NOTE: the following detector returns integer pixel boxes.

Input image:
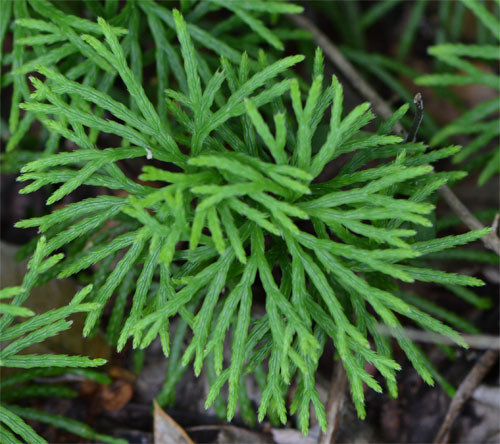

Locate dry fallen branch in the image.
[434,349,499,443]
[318,361,348,444]
[438,187,500,255]
[375,325,500,350]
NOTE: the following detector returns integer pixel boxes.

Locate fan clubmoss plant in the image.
[2,1,494,436]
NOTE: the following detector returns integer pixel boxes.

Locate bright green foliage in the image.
[416,0,500,185]
[3,0,493,436]
[0,238,123,444]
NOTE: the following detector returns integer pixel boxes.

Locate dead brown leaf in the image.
[101,380,134,412]
[154,400,194,444]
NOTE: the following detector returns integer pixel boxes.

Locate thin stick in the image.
[318,361,348,444]
[433,349,499,443]
[289,12,500,257]
[375,325,500,350]
[438,187,500,255]
[186,425,240,432]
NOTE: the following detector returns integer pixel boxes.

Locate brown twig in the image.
[288,12,500,256]
[186,425,242,432]
[433,350,499,443]
[318,361,348,444]
[438,187,500,255]
[375,325,500,350]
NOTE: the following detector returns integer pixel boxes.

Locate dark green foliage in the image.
[0,238,123,444]
[326,0,499,185]
[416,0,500,185]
